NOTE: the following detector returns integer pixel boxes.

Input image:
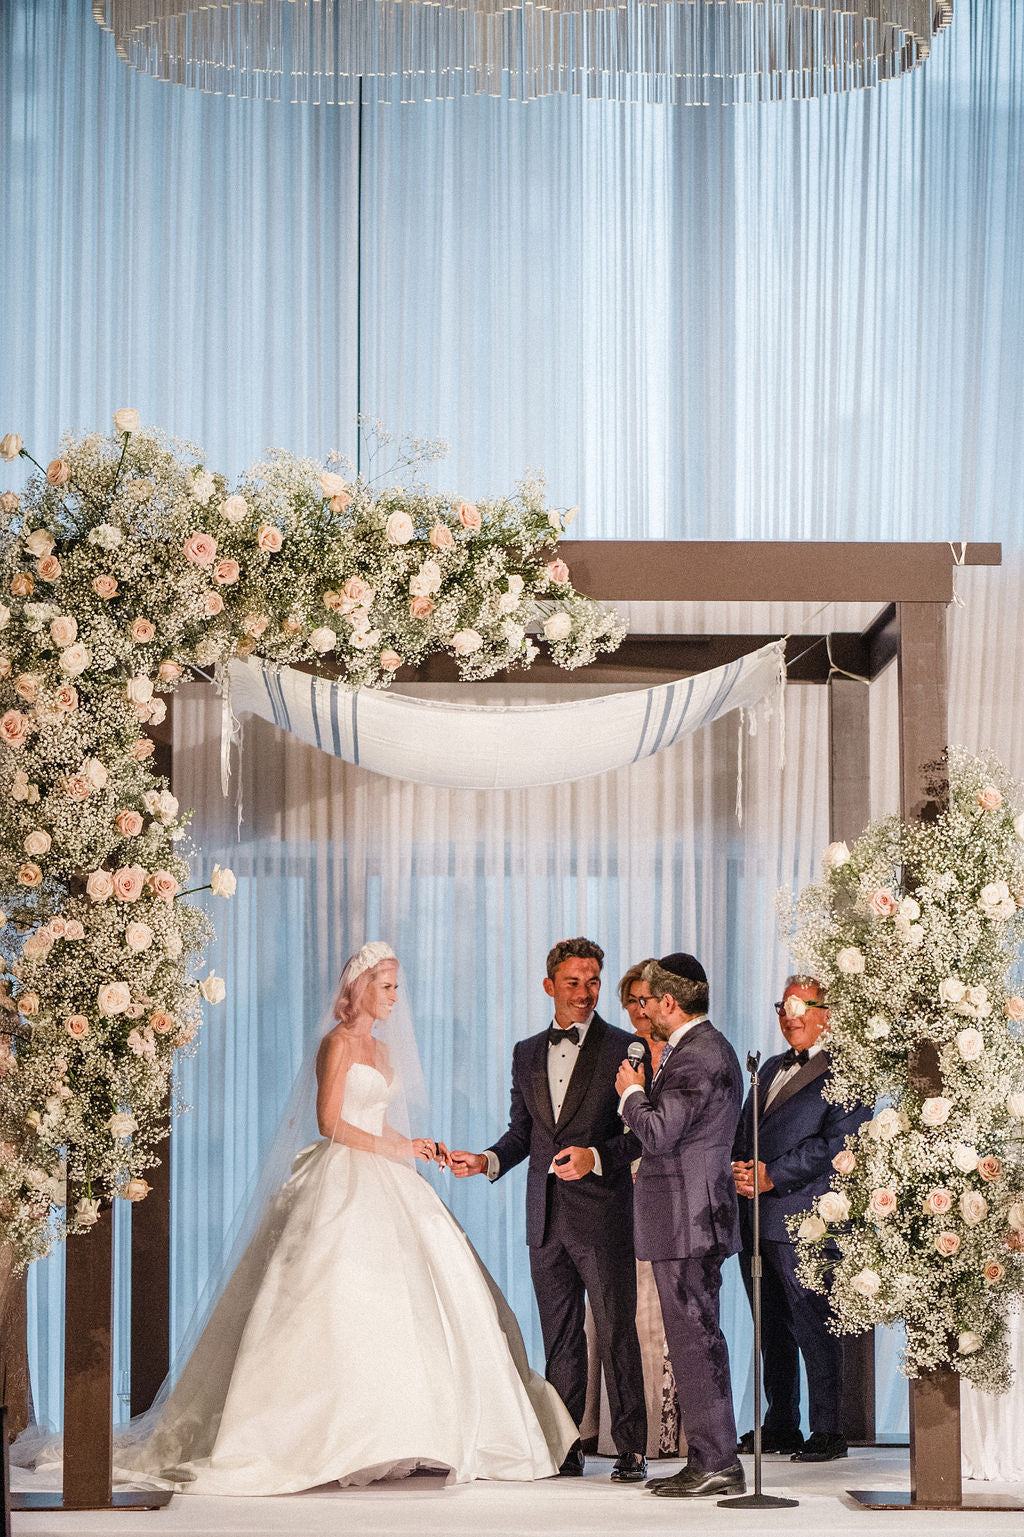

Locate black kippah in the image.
[657,952,708,986]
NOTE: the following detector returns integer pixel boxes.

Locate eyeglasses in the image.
[625,996,654,1010]
[774,1001,826,1015]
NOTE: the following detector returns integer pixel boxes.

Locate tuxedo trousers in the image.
[529,1178,646,1454]
[652,1253,738,1472]
[739,1239,843,1437]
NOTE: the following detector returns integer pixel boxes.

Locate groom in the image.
[451,938,648,1482]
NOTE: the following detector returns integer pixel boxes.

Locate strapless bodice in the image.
[341,1062,396,1136]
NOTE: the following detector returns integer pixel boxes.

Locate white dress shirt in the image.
[617,1012,709,1116]
[486,1014,602,1179]
[762,1037,823,1110]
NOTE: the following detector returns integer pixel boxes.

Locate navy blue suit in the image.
[621,1019,743,1473]
[732,1049,872,1437]
[487,1015,647,1452]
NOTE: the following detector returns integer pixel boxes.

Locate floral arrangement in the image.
[782,750,1024,1391]
[0,414,625,1267]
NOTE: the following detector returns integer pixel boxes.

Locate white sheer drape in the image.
[5,0,1023,1448]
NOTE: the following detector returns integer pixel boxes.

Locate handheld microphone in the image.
[626,1040,646,1073]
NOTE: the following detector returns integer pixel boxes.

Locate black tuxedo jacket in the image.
[487,1014,642,1248]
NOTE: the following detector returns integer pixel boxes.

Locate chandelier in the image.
[92,0,953,105]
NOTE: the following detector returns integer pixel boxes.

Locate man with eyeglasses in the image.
[731,975,872,1464]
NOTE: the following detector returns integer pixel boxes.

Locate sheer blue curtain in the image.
[4,0,1024,1443]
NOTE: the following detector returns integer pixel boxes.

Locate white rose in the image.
[1006,1093,1024,1120]
[868,1107,903,1142]
[84,757,108,790]
[107,1111,138,1139]
[959,1191,988,1226]
[318,471,348,496]
[385,511,415,545]
[866,1014,890,1039]
[98,981,131,1017]
[939,977,966,1005]
[23,830,51,857]
[796,1214,827,1241]
[1007,1202,1024,1233]
[192,470,216,505]
[349,628,381,652]
[126,675,154,704]
[952,1143,979,1173]
[898,896,921,921]
[920,1096,953,1127]
[507,575,525,596]
[22,931,53,961]
[0,603,9,630]
[408,559,442,597]
[199,972,226,1004]
[24,528,55,558]
[452,629,483,657]
[836,947,865,975]
[955,1027,985,1061]
[75,1196,101,1228]
[823,840,851,869]
[817,1191,851,1223]
[850,1267,882,1299]
[957,1332,983,1355]
[210,865,237,898]
[309,627,337,654]
[497,592,520,615]
[904,923,925,949]
[113,407,141,433]
[543,612,573,643]
[87,522,123,550]
[979,881,1016,921]
[547,510,562,531]
[59,642,90,676]
[562,506,578,527]
[125,921,154,953]
[1015,812,1024,841]
[220,494,248,523]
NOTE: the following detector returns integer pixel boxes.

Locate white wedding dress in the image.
[110,1062,575,1494]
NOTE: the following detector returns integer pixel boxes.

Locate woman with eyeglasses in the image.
[582,960,686,1461]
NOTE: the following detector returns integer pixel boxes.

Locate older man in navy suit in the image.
[731,975,872,1464]
[451,938,648,1483]
[615,952,745,1499]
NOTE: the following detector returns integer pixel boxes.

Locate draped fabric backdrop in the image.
[3,0,1023,1443]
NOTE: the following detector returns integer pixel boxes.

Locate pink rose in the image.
[113,865,146,902]
[978,1155,1003,1182]
[10,572,33,597]
[429,523,455,551]
[456,502,481,532]
[544,559,570,585]
[65,1015,89,1038]
[923,1188,953,1215]
[380,650,402,671]
[322,590,345,613]
[18,992,40,1016]
[92,574,119,599]
[342,576,373,607]
[832,1149,856,1175]
[131,618,156,643]
[212,559,240,586]
[0,491,19,513]
[148,870,180,902]
[983,1260,1006,1284]
[124,1179,151,1203]
[257,524,283,553]
[329,493,351,513]
[48,916,66,937]
[409,596,435,620]
[183,531,218,566]
[116,809,144,837]
[869,1187,897,1217]
[1006,996,1024,1021]
[281,615,302,635]
[242,615,269,638]
[86,869,115,902]
[50,614,78,647]
[23,830,51,857]
[97,981,131,1017]
[0,709,30,747]
[452,629,483,657]
[45,458,70,486]
[14,674,40,703]
[203,590,224,616]
[157,660,182,682]
[64,920,85,940]
[318,471,348,497]
[64,773,92,801]
[869,888,898,918]
[36,555,61,582]
[934,1231,961,1256]
[17,863,42,887]
[149,1011,175,1034]
[977,785,1002,810]
[132,739,155,761]
[55,683,78,712]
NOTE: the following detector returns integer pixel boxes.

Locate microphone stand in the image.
[719,1051,798,1511]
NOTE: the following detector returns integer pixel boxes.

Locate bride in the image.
[108,942,576,1493]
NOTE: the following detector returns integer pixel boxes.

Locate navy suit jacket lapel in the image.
[763,1051,829,1119]
[530,1031,556,1135]
[555,1015,607,1132]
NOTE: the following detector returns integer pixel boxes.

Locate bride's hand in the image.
[433,1140,452,1169]
[411,1138,436,1162]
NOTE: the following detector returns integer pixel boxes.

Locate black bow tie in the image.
[548,1025,580,1046]
[781,1047,809,1069]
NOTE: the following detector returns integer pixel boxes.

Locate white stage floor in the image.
[10,1451,1024,1537]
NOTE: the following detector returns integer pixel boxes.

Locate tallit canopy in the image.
[228,641,784,791]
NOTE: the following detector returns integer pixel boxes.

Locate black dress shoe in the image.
[737,1427,804,1455]
[791,1431,848,1462]
[558,1442,585,1476]
[610,1451,647,1483]
[650,1461,746,1498]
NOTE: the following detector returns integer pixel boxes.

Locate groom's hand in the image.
[450,1150,489,1178]
[552,1146,595,1181]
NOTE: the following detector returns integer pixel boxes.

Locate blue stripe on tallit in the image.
[351,691,360,766]
[310,676,323,751]
[631,687,656,763]
[647,683,677,758]
[661,675,696,748]
[329,679,342,757]
[697,657,741,729]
